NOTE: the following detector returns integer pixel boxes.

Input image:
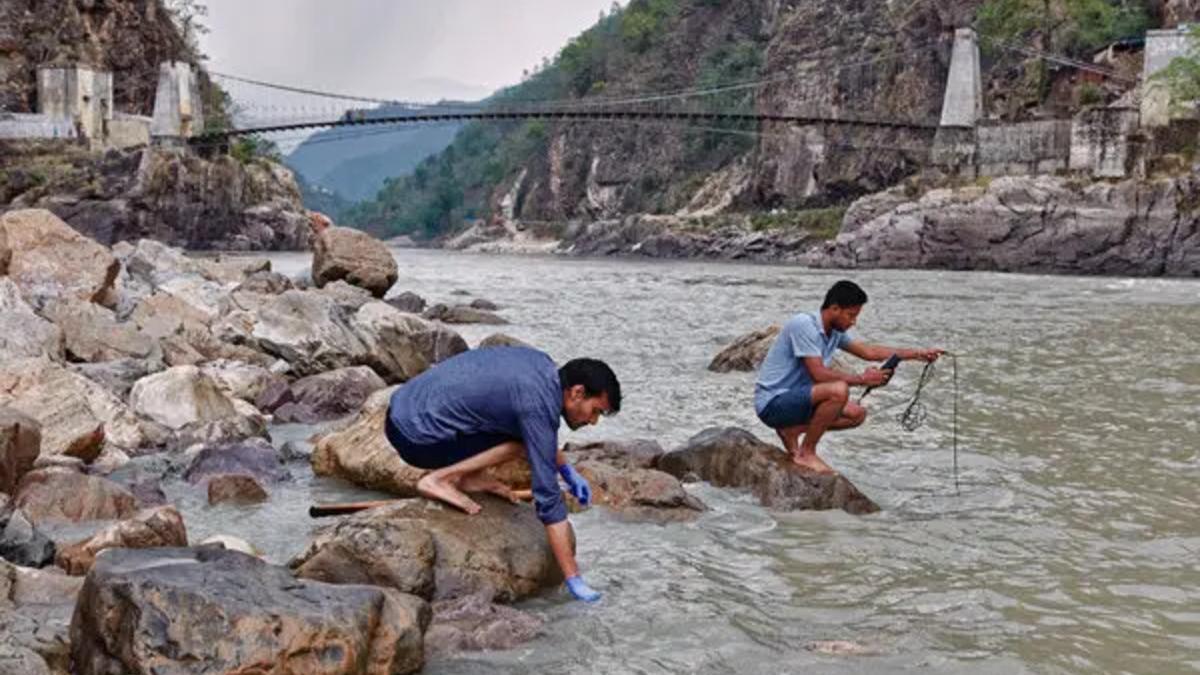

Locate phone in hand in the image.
[881,353,901,371]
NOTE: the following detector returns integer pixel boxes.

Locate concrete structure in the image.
[1141,27,1194,128]
[109,113,153,149]
[36,65,113,142]
[151,61,203,142]
[977,120,1072,177]
[939,28,982,128]
[0,112,76,139]
[1069,108,1139,177]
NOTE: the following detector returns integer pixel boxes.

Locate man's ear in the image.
[567,384,586,401]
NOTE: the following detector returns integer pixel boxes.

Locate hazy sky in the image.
[200,1,624,102]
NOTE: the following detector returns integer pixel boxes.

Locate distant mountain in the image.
[285,78,492,207]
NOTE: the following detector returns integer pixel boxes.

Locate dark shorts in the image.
[757,385,814,429]
[384,406,515,470]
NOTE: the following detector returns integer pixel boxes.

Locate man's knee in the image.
[847,404,867,426]
[831,381,849,403]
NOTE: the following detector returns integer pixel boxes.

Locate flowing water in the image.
[182,249,1199,674]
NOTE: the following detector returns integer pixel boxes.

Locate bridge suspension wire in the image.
[977,35,1140,83]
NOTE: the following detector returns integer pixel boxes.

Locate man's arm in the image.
[844,341,944,363]
[802,355,884,386]
[519,413,584,581]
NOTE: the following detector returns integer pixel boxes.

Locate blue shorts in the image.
[757,386,814,429]
[384,407,515,470]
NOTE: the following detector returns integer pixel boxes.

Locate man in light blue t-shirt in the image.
[755,280,943,474]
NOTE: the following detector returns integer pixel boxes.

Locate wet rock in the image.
[206,474,268,505]
[0,510,56,568]
[0,409,39,495]
[563,439,704,520]
[312,225,399,298]
[423,303,508,325]
[272,366,387,423]
[658,428,880,514]
[352,301,470,383]
[310,390,426,496]
[386,290,427,314]
[278,439,313,462]
[55,505,187,576]
[0,278,63,363]
[0,558,84,675]
[69,547,430,675]
[424,591,543,657]
[291,496,563,603]
[0,209,118,311]
[477,333,531,349]
[0,358,148,460]
[254,377,293,413]
[708,325,781,373]
[68,358,162,400]
[468,298,499,311]
[197,534,262,558]
[9,469,138,526]
[182,437,290,485]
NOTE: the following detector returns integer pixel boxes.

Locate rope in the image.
[873,353,962,493]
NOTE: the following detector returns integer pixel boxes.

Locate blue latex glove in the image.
[565,575,601,603]
[558,464,591,506]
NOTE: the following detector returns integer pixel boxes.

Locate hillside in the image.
[343,0,1191,242]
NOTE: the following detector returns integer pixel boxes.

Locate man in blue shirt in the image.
[385,346,620,603]
[755,280,943,474]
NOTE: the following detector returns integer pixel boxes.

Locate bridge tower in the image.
[933,28,982,174]
[36,65,113,145]
[151,61,204,144]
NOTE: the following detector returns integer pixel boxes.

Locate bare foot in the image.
[417,474,482,514]
[459,471,518,503]
[791,451,835,475]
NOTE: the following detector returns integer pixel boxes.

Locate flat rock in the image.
[69,547,430,675]
[657,427,879,514]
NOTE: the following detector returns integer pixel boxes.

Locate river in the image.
[174,249,1200,674]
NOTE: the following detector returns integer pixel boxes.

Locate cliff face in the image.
[0,0,193,115]
[1,141,311,250]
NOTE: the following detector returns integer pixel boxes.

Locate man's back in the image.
[389,346,561,444]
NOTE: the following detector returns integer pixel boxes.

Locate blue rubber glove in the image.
[565,575,601,603]
[558,464,591,506]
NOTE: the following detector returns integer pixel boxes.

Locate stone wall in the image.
[976,120,1072,176]
[0,113,76,140]
[1069,108,1140,178]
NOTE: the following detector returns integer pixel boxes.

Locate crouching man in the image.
[385,346,620,603]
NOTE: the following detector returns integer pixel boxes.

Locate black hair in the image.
[821,280,868,309]
[559,358,621,414]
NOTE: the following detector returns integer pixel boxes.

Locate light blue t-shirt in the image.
[754,312,853,414]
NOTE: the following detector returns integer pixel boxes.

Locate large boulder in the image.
[658,428,879,514]
[0,209,118,310]
[69,547,430,675]
[0,558,85,675]
[55,506,188,576]
[128,366,241,430]
[273,366,387,423]
[9,469,139,526]
[708,325,781,373]
[351,302,469,383]
[291,496,563,603]
[0,409,39,495]
[0,358,149,460]
[310,388,426,495]
[0,279,63,363]
[312,225,399,298]
[250,289,371,376]
[41,298,159,364]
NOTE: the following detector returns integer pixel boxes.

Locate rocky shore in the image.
[0,208,879,673]
[444,174,1200,277]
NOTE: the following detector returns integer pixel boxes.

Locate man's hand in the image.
[565,575,601,603]
[861,367,890,387]
[559,464,592,506]
[913,348,945,363]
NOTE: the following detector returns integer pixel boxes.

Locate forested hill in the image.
[343,0,1185,241]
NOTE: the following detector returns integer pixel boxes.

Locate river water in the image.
[180,249,1199,674]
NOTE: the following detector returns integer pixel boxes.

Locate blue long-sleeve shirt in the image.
[387,346,567,525]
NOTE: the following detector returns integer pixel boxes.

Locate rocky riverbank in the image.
[443,174,1200,277]
[0,208,880,673]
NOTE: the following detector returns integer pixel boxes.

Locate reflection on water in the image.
[191,250,1198,674]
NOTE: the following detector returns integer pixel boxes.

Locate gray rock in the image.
[0,510,55,568]
[658,427,879,514]
[182,437,290,485]
[68,358,161,400]
[69,547,429,675]
[272,366,387,424]
[0,279,63,363]
[708,325,781,373]
[424,591,543,657]
[312,226,399,298]
[0,409,39,495]
[477,333,531,349]
[423,303,508,325]
[386,291,427,314]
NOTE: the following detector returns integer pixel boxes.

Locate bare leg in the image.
[459,470,518,503]
[416,441,525,514]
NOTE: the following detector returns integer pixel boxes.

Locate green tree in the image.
[1151,26,1200,113]
[976,0,1149,56]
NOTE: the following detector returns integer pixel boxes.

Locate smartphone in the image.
[881,354,901,370]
